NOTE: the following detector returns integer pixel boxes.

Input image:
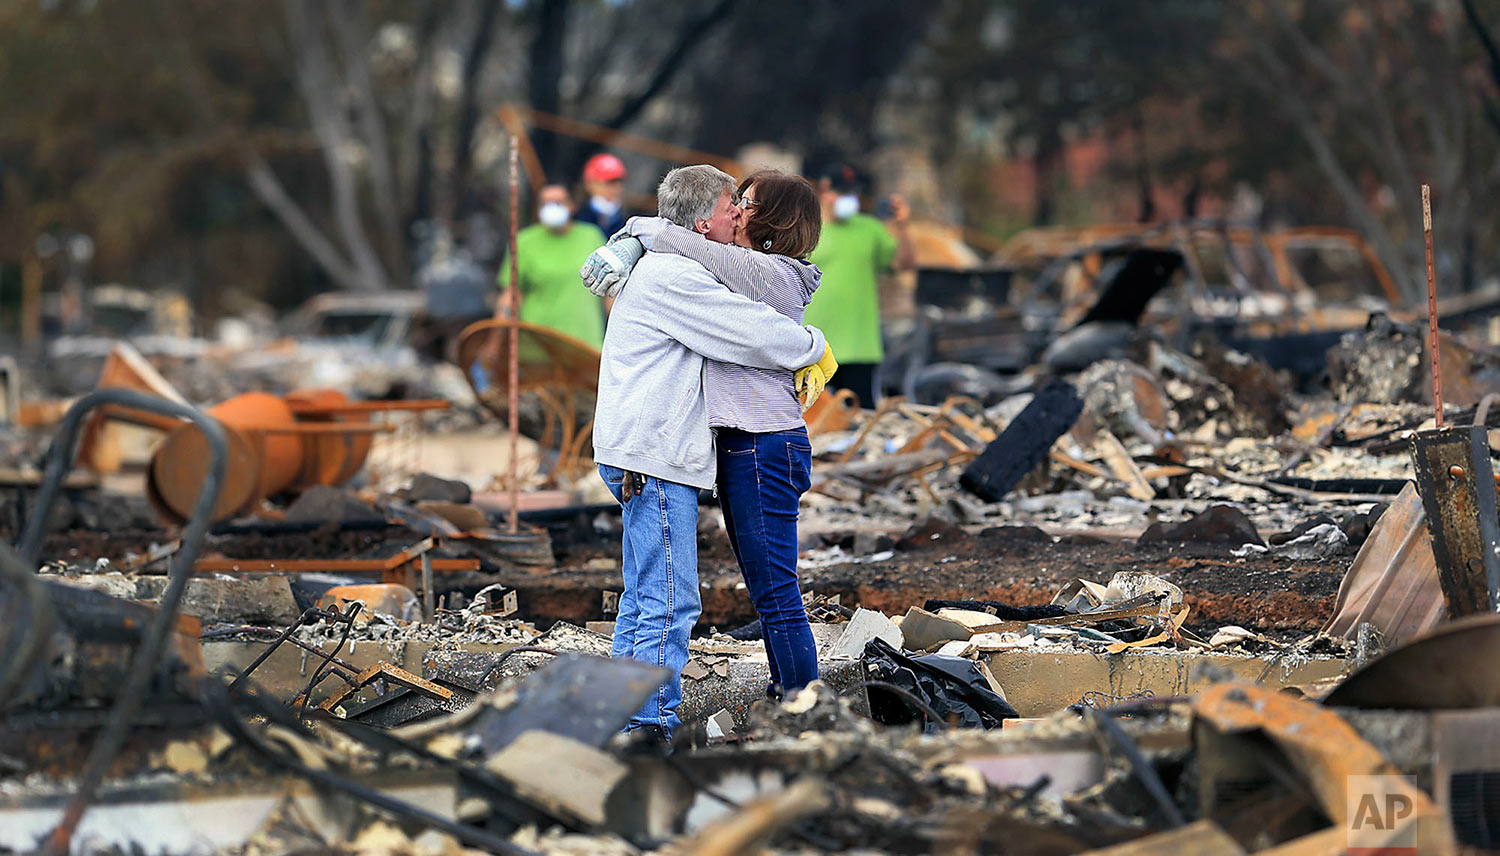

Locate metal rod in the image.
[507,135,521,534]
[285,400,452,414]
[1424,184,1444,428]
[193,558,478,573]
[1087,707,1186,828]
[227,608,325,694]
[421,551,435,622]
[38,390,229,855]
[294,603,362,720]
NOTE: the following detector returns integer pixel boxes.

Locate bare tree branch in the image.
[245,154,362,290]
[401,0,447,228]
[528,0,570,174]
[450,0,504,217]
[1462,0,1500,92]
[330,0,403,260]
[595,0,735,136]
[1243,33,1418,298]
[148,0,365,291]
[285,0,389,290]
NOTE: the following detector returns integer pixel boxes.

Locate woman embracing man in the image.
[583,167,835,742]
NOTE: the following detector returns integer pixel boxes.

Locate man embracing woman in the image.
[583,165,836,744]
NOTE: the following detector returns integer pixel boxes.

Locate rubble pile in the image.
[8,285,1500,852]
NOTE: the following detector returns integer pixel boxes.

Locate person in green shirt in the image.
[498,184,608,349]
[804,164,915,407]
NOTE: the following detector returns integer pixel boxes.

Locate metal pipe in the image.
[0,543,55,707]
[507,135,521,533]
[30,388,228,856]
[843,679,948,731]
[227,608,343,694]
[294,603,362,719]
[1086,707,1186,828]
[421,551,435,621]
[1423,184,1444,428]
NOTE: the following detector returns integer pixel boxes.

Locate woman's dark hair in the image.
[736,170,822,259]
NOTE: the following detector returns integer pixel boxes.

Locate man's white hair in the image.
[656,165,736,229]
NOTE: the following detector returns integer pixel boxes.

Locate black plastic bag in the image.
[861,637,1018,732]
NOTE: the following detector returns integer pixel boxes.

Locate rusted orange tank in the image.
[147,392,304,523]
[285,388,375,486]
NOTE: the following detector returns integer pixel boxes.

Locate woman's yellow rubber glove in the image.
[794,344,839,412]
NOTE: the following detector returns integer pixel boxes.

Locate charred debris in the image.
[5,223,1500,853]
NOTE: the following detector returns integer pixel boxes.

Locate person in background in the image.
[497,184,607,348]
[804,163,916,407]
[575,153,628,236]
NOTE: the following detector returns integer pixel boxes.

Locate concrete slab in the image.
[986,647,1349,717]
[825,608,902,660]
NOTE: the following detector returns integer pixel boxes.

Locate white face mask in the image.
[538,202,571,229]
[833,194,860,221]
[590,195,621,217]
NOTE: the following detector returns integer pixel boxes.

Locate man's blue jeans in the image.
[716,427,819,692]
[598,464,701,736]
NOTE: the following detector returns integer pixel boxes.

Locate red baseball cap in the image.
[583,153,627,183]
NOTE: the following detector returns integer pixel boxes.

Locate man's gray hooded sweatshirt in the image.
[592,253,826,490]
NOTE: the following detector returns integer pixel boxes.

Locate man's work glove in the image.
[580,235,645,298]
[794,343,838,412]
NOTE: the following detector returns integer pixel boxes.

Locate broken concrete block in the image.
[1051,578,1113,608]
[936,639,976,658]
[283,485,386,525]
[486,730,627,826]
[50,573,137,600]
[681,659,711,681]
[405,473,473,505]
[1327,313,1424,405]
[1138,504,1264,548]
[936,608,1006,629]
[826,608,903,660]
[899,607,974,652]
[705,708,736,741]
[136,575,301,625]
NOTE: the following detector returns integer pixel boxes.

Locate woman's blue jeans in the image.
[716,427,819,692]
